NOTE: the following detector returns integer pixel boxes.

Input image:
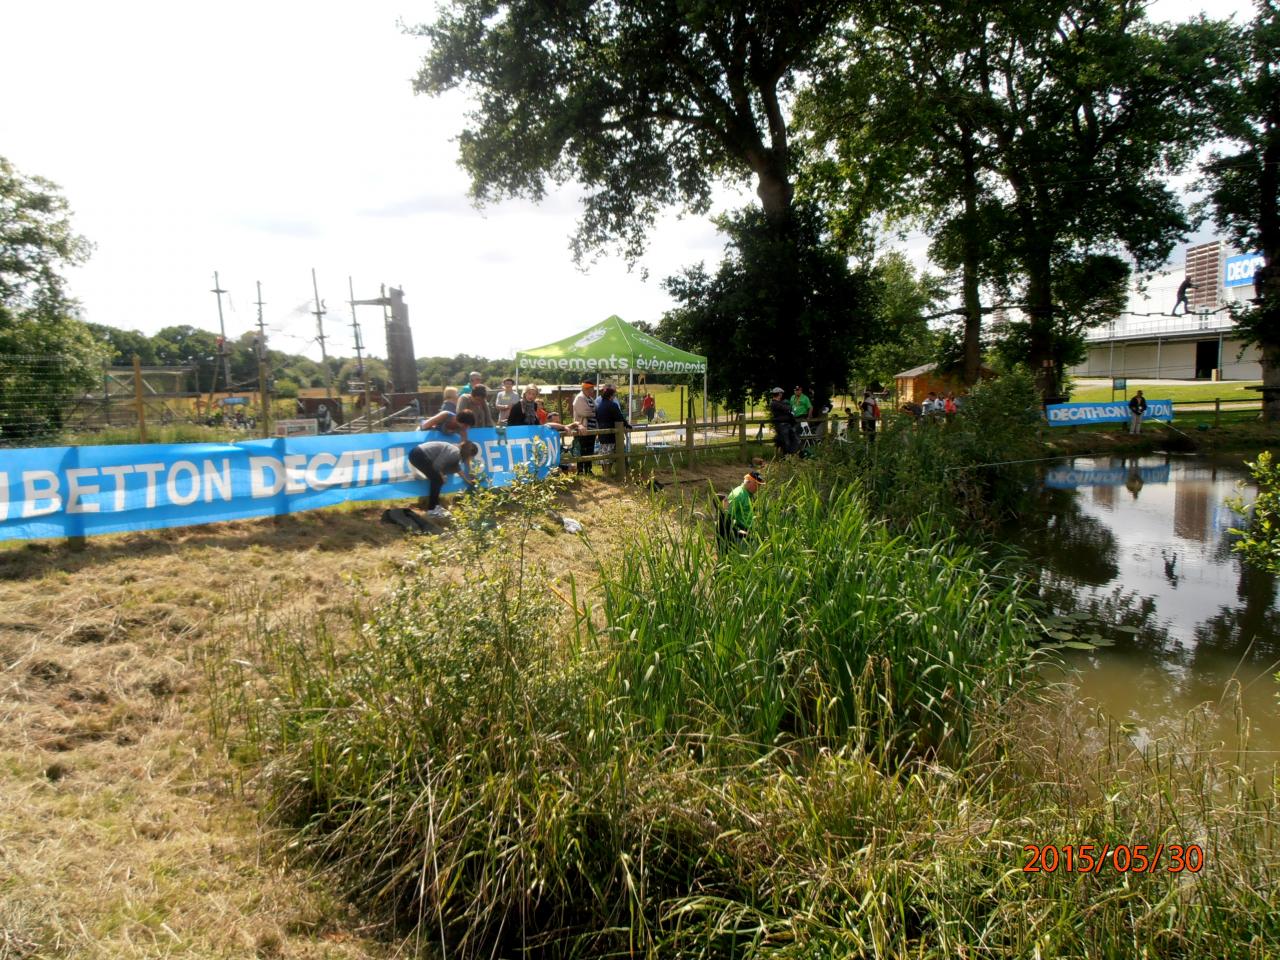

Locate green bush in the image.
[826,369,1043,529]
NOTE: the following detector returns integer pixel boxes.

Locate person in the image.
[495,377,518,424]
[922,392,941,419]
[316,403,333,433]
[642,390,656,423]
[1128,390,1148,434]
[438,386,459,416]
[769,387,799,456]
[1172,278,1196,315]
[719,470,765,547]
[943,392,958,419]
[506,385,542,426]
[571,380,598,473]
[407,439,478,518]
[459,371,484,396]
[790,385,813,429]
[594,383,630,466]
[534,399,549,424]
[545,411,580,433]
[859,390,879,441]
[419,407,476,442]
[457,383,494,427]
[421,388,459,430]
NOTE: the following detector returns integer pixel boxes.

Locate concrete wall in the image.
[1070,337,1260,380]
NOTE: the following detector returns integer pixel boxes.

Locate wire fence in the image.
[0,355,83,446]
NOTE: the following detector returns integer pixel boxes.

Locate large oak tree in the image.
[413,0,851,257]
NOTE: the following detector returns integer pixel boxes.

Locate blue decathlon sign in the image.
[1044,400,1174,426]
[1224,252,1265,288]
[1044,464,1172,488]
[0,426,561,542]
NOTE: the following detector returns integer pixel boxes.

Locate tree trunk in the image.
[1257,116,1279,421]
[1261,342,1280,423]
[960,131,983,386]
[1024,247,1057,399]
[754,163,794,227]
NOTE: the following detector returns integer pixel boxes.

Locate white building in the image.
[1069,241,1265,381]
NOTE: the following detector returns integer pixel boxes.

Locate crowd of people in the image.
[408,374,655,512]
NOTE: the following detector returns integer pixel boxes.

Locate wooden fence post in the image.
[685,397,695,459]
[615,421,627,480]
[1214,398,1221,429]
[132,355,147,443]
[738,410,747,459]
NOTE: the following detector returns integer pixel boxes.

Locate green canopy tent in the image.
[516,316,708,422]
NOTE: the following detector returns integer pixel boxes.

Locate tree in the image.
[1200,0,1279,419]
[414,0,852,259]
[86,323,157,367]
[658,205,874,408]
[796,2,1236,399]
[972,3,1234,398]
[0,155,103,439]
[850,252,945,390]
[795,3,1002,387]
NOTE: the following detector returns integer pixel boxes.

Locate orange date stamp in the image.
[1022,844,1205,874]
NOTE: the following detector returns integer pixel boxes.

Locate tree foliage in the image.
[850,252,946,390]
[0,155,104,439]
[658,205,874,408]
[414,0,852,259]
[795,2,1236,398]
[1199,0,1279,416]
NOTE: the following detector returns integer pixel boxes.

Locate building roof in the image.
[894,362,938,379]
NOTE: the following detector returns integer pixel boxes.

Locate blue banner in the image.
[0,427,561,542]
[1045,400,1174,426]
[1224,252,1265,288]
[1044,464,1172,488]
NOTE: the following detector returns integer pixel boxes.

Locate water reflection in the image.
[1013,454,1280,764]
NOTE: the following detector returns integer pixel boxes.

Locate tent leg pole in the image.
[702,371,708,449]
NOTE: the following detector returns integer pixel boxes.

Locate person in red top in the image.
[641,391,656,423]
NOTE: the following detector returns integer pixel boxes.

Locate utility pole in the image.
[348,276,373,432]
[211,271,232,399]
[311,268,336,404]
[255,281,272,437]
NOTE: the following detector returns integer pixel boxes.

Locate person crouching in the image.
[408,440,478,518]
[718,470,765,547]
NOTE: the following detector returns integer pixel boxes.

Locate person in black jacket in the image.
[506,385,542,426]
[768,386,798,456]
[594,384,630,469]
[1128,390,1148,434]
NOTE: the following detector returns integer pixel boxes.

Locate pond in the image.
[1012,454,1280,768]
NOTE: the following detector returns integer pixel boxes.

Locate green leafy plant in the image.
[1227,450,1280,574]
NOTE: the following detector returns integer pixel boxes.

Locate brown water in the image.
[1017,454,1280,768]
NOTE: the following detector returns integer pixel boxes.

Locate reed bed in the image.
[599,474,1034,765]
[208,471,1280,958]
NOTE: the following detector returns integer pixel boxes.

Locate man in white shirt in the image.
[495,377,518,424]
[571,380,598,474]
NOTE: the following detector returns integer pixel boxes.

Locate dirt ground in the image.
[0,461,751,959]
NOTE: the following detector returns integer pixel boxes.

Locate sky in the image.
[0,0,1254,363]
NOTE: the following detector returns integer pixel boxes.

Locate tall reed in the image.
[600,473,1036,764]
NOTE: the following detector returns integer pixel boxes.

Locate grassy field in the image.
[1069,379,1263,403]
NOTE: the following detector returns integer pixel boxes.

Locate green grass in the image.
[1070,379,1262,404]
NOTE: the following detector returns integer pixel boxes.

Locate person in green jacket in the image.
[790,385,812,420]
[718,470,765,547]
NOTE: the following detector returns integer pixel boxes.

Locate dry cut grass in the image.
[0,461,746,959]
